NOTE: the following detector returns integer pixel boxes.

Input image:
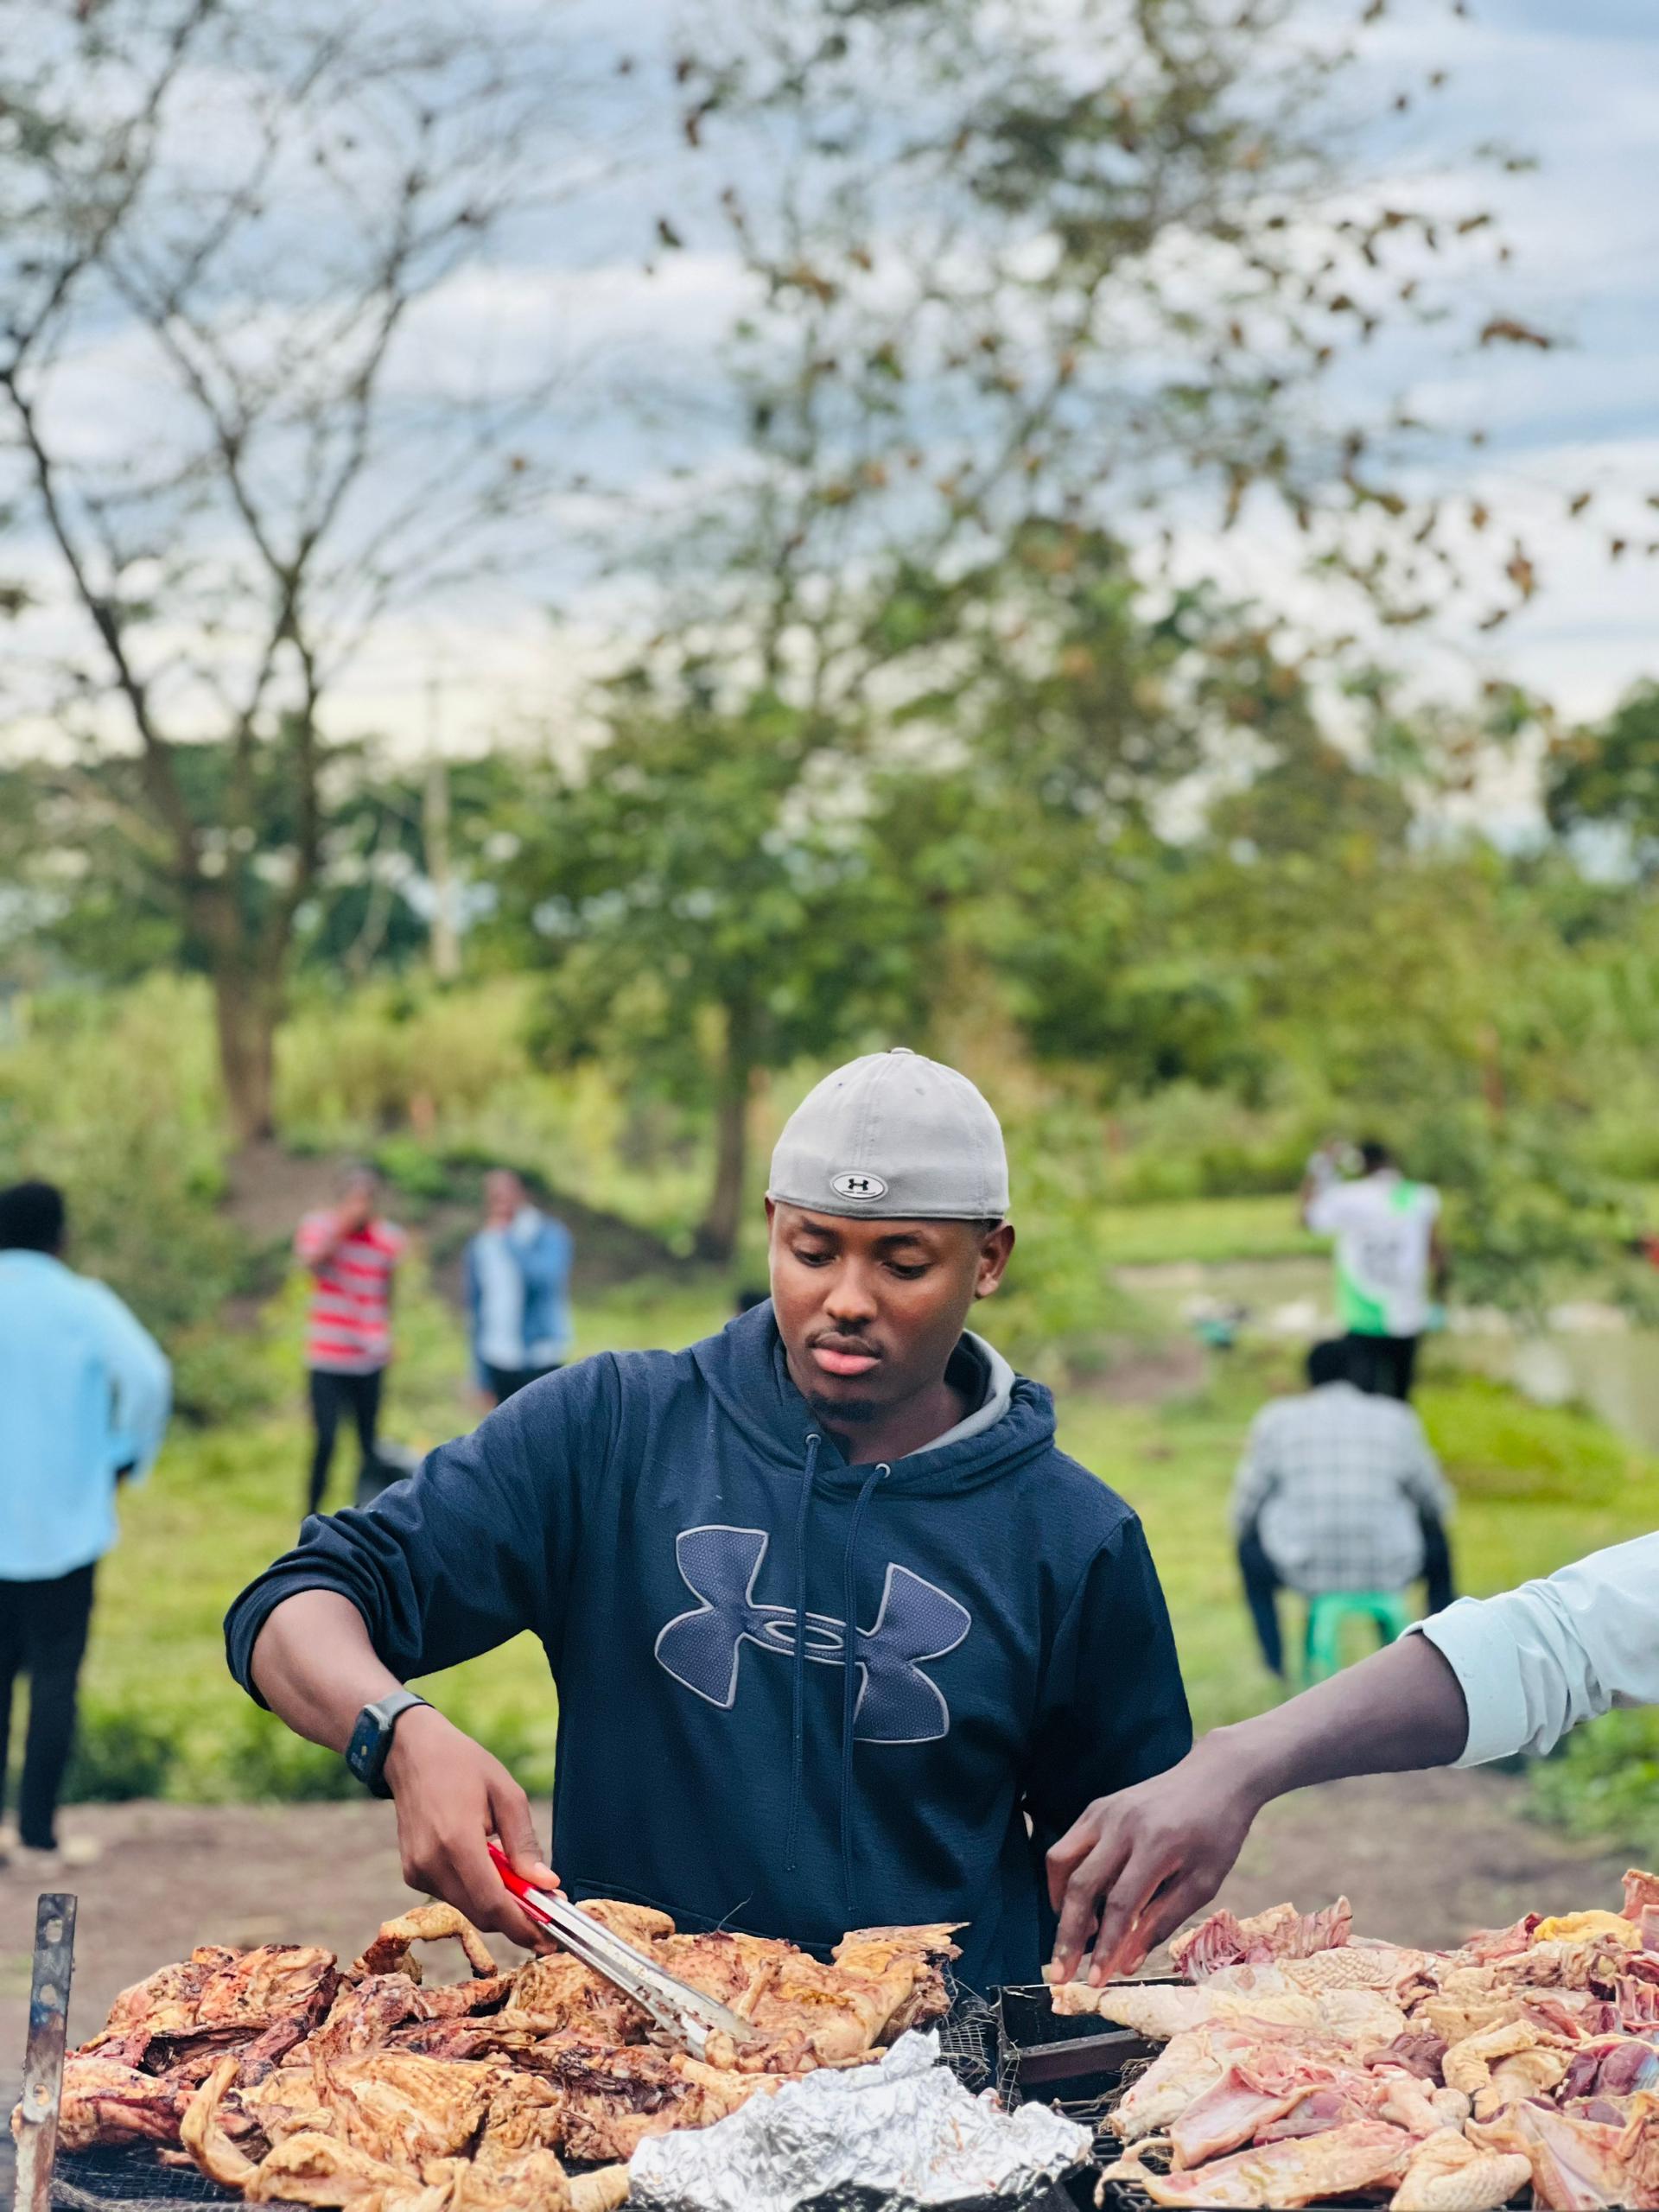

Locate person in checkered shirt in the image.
[1230,1337,1456,1678]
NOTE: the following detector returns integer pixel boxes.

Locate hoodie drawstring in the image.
[783,1431,822,1872]
[839,1462,890,1918]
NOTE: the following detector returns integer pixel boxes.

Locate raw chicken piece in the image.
[1173,1901,1352,1980]
[1102,2119,1414,2207]
[1477,2044,1572,2120]
[1534,1912,1643,1950]
[1275,1945,1437,2000]
[1376,2029,1452,2083]
[1498,2101,1632,2210]
[1453,1917,1541,1967]
[1624,1872,1659,1923]
[1442,2018,1569,2103]
[1210,1983,1408,2055]
[1056,1972,1405,2051]
[1112,2029,1243,2139]
[1052,1980,1217,2037]
[1169,2050,1386,2169]
[1389,2126,1532,2211]
[1373,2071,1471,2139]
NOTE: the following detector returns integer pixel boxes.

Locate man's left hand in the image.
[1046,1737,1265,1985]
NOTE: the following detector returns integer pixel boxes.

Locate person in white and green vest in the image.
[1299,1138,1447,1400]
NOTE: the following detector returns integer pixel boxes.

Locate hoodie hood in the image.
[690,1296,1055,1496]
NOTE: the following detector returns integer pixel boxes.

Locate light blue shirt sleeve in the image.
[88,1281,172,1483]
[1414,1531,1659,1764]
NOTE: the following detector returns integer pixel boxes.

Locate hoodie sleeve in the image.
[1024,1514,1192,1847]
[225,1353,617,1701]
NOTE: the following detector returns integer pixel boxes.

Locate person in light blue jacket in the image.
[462,1170,574,1407]
[0,1179,170,1863]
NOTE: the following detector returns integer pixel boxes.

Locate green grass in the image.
[41,1260,1659,1829]
[1095,1194,1318,1267]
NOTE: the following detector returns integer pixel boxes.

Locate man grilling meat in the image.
[225,1050,1191,1992]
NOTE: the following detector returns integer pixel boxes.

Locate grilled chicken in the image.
[35,1895,959,2209]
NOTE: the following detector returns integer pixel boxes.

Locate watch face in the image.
[346,1708,382,1785]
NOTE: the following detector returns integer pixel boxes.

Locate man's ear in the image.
[974,1221,1015,1299]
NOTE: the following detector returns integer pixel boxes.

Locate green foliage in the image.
[1530,1712,1659,1858]
[1415,1111,1637,1325]
[1546,683,1659,862]
[59,1700,178,1802]
[0,976,251,1363]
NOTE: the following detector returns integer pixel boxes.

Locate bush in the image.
[219,1708,363,1802]
[1530,1710,1659,1857]
[60,1700,177,1802]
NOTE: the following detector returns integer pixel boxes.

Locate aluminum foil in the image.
[626,2031,1091,2212]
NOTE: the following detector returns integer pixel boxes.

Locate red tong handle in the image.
[487,1840,558,1921]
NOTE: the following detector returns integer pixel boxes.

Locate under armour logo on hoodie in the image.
[654,1525,971,1743]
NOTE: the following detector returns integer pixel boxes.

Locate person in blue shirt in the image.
[462,1171,574,1407]
[0,1179,171,1865]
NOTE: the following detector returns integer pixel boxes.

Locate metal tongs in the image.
[487,1842,751,2060]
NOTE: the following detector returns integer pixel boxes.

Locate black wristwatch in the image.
[346,1689,431,1798]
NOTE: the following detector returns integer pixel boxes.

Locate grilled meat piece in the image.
[352,1908,499,1985]
[504,1950,650,2046]
[533,2041,773,2163]
[48,2057,198,2153]
[86,1946,338,2068]
[311,1975,514,2061]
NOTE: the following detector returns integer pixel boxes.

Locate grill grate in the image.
[53,2146,240,2212]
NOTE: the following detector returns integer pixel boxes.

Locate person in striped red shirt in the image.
[296,1166,406,1518]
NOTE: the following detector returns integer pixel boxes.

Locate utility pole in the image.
[423,667,461,983]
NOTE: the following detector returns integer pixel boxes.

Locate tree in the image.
[0,0,582,1135]
[499,672,942,1260]
[620,0,1571,711]
[1545,683,1659,874]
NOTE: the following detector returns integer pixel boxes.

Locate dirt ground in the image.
[0,1771,1639,2197]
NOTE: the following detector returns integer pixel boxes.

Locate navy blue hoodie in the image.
[225,1303,1190,1993]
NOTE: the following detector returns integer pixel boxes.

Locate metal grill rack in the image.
[53,2146,242,2212]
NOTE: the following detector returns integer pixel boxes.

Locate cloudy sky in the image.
[374,0,1659,742]
[3,0,1655,759]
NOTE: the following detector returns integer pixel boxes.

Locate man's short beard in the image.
[805,1389,881,1427]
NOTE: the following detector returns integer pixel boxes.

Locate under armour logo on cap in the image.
[830,1171,888,1200]
[654,1526,971,1743]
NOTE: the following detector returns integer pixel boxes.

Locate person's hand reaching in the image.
[384,1704,561,1952]
[1046,1737,1266,1986]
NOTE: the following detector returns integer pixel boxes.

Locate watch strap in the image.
[348,1688,430,1798]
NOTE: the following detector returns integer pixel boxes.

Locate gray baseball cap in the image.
[767,1049,1009,1221]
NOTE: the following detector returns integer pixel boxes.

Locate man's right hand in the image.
[1046,1733,1268,1985]
[383,1705,560,1953]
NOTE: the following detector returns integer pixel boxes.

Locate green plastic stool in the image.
[1303,1590,1413,1684]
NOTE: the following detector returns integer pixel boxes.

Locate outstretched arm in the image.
[251,1591,555,1950]
[1047,1631,1469,1984]
[1049,1528,1659,1984]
